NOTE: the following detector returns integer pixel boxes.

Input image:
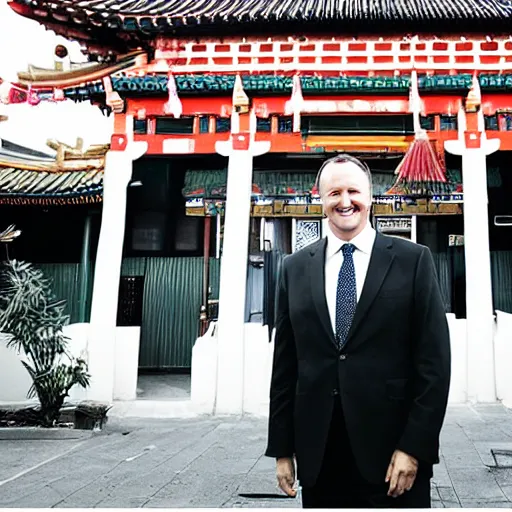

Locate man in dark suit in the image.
[265,154,451,508]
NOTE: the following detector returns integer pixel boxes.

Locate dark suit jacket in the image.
[265,232,451,487]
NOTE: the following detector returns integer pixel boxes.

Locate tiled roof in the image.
[9,0,512,38]
[0,142,104,206]
[0,167,103,205]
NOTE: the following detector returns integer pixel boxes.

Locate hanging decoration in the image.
[386,70,449,196]
[285,74,304,132]
[232,74,250,114]
[163,72,182,118]
[52,88,65,102]
[0,79,31,105]
[102,76,124,113]
[27,87,40,106]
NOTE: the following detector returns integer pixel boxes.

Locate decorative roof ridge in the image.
[0,139,108,173]
[17,50,146,88]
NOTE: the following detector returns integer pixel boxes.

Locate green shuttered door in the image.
[121,257,220,369]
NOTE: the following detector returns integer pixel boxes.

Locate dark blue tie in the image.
[335,243,357,349]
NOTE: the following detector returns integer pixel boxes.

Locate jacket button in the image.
[331,389,339,396]
[339,354,346,360]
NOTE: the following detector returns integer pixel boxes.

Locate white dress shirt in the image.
[324,222,377,336]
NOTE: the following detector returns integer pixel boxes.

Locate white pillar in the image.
[445,105,499,403]
[214,110,270,414]
[86,122,147,403]
[411,215,417,243]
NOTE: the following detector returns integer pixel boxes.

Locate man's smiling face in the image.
[319,160,372,241]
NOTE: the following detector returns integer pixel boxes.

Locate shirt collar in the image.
[325,221,376,259]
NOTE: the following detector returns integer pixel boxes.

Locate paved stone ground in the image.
[1,404,512,508]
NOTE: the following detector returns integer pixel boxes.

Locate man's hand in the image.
[276,457,297,497]
[385,450,418,498]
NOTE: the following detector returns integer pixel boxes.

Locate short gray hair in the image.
[315,154,373,198]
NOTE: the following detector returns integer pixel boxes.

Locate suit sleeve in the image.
[265,257,298,459]
[396,246,451,465]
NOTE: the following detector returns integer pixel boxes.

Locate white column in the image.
[322,217,329,238]
[411,215,417,243]
[460,149,496,402]
[86,124,147,403]
[445,108,499,403]
[214,111,270,414]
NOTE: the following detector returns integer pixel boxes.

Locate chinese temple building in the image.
[4,0,512,412]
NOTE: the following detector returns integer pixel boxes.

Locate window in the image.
[155,117,194,134]
[216,118,231,133]
[300,115,414,135]
[131,211,167,252]
[174,216,202,252]
[440,115,458,131]
[485,115,499,131]
[256,118,271,133]
[278,116,293,133]
[199,116,209,134]
[117,276,144,327]
[420,115,435,131]
[503,114,512,131]
[134,119,147,134]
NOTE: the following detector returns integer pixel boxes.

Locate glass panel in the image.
[278,116,293,133]
[155,117,194,134]
[440,115,458,131]
[134,119,147,134]
[199,116,209,134]
[257,117,271,133]
[420,115,435,131]
[215,117,231,133]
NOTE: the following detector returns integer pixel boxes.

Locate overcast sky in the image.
[0,0,113,153]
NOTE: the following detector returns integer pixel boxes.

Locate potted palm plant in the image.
[0,226,91,427]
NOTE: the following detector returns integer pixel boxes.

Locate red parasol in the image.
[386,132,451,196]
[386,70,451,196]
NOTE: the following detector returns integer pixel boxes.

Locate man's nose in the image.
[338,192,351,208]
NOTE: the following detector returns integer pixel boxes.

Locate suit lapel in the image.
[309,238,337,348]
[346,233,394,346]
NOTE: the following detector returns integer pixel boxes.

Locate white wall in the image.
[494,310,512,406]
[190,314,505,415]
[0,335,35,404]
[2,313,510,410]
[190,321,274,416]
[0,323,140,404]
[447,314,467,404]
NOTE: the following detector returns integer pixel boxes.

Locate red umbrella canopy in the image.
[386,133,450,196]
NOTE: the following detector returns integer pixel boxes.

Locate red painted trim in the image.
[111,134,128,151]
[465,131,482,149]
[133,130,512,154]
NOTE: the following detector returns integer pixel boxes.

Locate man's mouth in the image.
[335,207,358,217]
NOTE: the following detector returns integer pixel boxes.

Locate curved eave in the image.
[8,0,512,40]
[0,193,103,206]
[0,166,104,205]
[17,51,147,89]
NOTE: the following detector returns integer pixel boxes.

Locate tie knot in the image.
[341,243,356,256]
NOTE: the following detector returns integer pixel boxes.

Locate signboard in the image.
[449,234,465,246]
[376,217,412,233]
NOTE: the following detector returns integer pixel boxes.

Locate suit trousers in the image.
[300,397,431,509]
